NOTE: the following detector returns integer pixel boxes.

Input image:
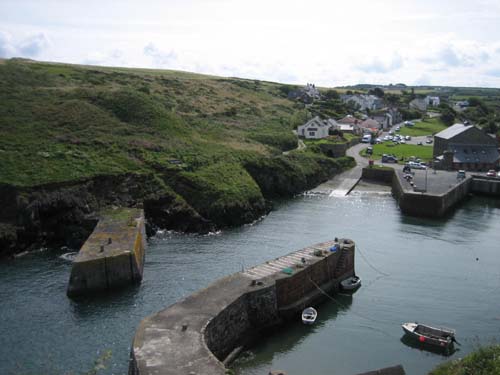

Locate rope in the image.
[356,243,390,277]
[308,277,391,326]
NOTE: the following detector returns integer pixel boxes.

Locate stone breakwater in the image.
[67,208,146,297]
[129,239,356,375]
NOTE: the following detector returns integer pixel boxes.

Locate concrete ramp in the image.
[67,208,146,297]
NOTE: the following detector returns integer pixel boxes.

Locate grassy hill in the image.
[0,58,309,186]
[0,58,354,254]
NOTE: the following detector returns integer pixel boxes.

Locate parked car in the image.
[405,135,411,141]
[382,154,398,163]
[400,139,406,144]
[407,161,427,170]
[457,170,466,179]
[426,139,433,144]
[486,169,496,177]
[417,141,423,146]
[396,126,401,131]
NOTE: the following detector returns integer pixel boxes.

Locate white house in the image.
[297,116,331,139]
[425,96,440,106]
[340,94,383,111]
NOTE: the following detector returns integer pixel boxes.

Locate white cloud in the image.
[18,33,49,57]
[1,1,500,87]
[0,30,50,58]
[143,43,178,68]
[356,54,404,74]
[0,31,16,57]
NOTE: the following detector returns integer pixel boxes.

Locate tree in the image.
[441,108,456,126]
[385,93,400,106]
[368,87,385,98]
[324,89,339,100]
[485,120,498,134]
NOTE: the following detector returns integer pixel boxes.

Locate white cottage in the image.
[297,116,331,139]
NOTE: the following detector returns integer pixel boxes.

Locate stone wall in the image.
[67,208,146,297]
[130,240,356,375]
[362,167,395,184]
[471,176,500,196]
[392,173,472,217]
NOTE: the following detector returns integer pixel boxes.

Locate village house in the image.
[433,123,500,171]
[340,94,383,111]
[425,96,440,106]
[359,118,381,134]
[337,115,362,134]
[288,83,321,103]
[409,98,428,112]
[372,108,402,130]
[297,116,331,139]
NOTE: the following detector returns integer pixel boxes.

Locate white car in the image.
[407,161,427,170]
[405,135,411,141]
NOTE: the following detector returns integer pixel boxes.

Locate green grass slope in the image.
[0,59,354,246]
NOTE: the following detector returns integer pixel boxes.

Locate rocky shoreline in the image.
[0,156,355,257]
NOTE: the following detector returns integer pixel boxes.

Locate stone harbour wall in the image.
[129,240,355,375]
[67,208,146,297]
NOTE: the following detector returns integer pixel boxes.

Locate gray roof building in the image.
[434,123,499,171]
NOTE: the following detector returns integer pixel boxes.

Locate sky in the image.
[1,0,500,87]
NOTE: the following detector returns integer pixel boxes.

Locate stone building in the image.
[433,123,499,171]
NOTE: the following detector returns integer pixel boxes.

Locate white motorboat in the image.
[301,307,317,324]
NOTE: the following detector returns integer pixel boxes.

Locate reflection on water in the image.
[0,193,499,375]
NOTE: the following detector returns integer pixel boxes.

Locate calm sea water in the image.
[1,191,500,375]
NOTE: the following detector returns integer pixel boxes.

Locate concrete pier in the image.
[67,208,146,297]
[362,167,500,217]
[129,239,355,375]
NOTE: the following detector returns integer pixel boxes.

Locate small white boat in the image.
[402,322,456,349]
[340,276,361,291]
[302,307,317,324]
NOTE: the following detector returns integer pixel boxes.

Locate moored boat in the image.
[340,275,361,291]
[401,322,455,349]
[302,307,317,324]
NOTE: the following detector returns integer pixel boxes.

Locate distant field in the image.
[364,143,434,162]
[398,117,447,136]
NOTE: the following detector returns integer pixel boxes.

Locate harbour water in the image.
[1,188,500,375]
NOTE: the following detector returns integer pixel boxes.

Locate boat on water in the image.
[302,307,317,324]
[340,276,361,291]
[402,322,456,349]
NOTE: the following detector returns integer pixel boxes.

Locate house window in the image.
[309,132,316,137]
